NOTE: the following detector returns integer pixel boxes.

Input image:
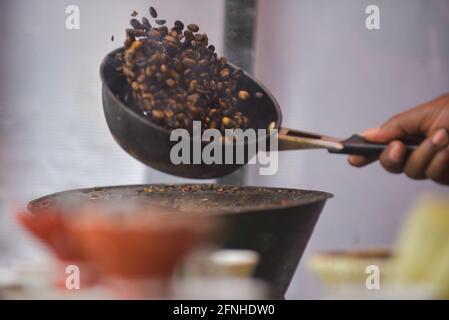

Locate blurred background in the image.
[0,0,449,299]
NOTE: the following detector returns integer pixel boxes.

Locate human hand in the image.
[348,94,449,185]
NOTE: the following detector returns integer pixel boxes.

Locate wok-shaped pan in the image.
[100,48,417,179]
[28,184,332,299]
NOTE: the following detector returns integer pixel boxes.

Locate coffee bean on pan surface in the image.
[220,68,230,79]
[149,6,158,18]
[255,92,264,99]
[131,10,138,17]
[238,90,250,101]
[155,19,166,25]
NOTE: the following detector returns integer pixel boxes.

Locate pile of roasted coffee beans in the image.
[113,6,263,134]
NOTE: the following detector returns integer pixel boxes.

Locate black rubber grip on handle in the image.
[330,134,418,157]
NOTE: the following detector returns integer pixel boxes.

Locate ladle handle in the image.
[330,134,419,157]
[276,128,343,151]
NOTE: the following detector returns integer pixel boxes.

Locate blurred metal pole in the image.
[218,0,257,186]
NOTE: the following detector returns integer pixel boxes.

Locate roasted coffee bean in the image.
[137,73,146,83]
[238,90,250,101]
[131,81,139,91]
[165,78,176,87]
[149,6,158,18]
[141,99,153,110]
[164,35,177,44]
[149,51,162,64]
[209,80,217,91]
[188,106,201,118]
[169,30,179,37]
[198,59,209,68]
[142,92,154,101]
[220,105,231,115]
[187,24,199,32]
[160,64,169,73]
[177,112,187,121]
[117,8,255,134]
[232,69,243,79]
[158,26,169,36]
[164,109,174,118]
[194,34,206,42]
[184,69,192,77]
[208,108,220,118]
[182,58,197,68]
[152,109,165,122]
[147,29,162,40]
[174,20,184,30]
[139,82,148,91]
[135,58,148,68]
[222,116,236,128]
[141,17,151,29]
[187,93,200,103]
[122,66,136,78]
[219,57,227,68]
[188,80,198,92]
[209,121,218,129]
[184,30,194,41]
[111,35,115,42]
[130,18,144,30]
[155,19,167,25]
[183,49,198,60]
[165,44,179,56]
[220,68,230,79]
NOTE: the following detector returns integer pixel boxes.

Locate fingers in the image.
[347,127,407,169]
[349,130,449,185]
[426,148,449,185]
[347,128,384,168]
[348,155,376,167]
[363,104,437,143]
[347,94,449,184]
[403,128,449,179]
[378,141,407,174]
[348,141,408,171]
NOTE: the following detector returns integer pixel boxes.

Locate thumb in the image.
[362,104,436,143]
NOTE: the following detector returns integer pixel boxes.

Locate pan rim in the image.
[28,184,333,216]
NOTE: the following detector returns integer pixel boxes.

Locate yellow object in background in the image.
[308,248,392,288]
[308,195,449,299]
[393,196,449,299]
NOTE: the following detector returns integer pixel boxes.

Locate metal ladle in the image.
[100,48,417,179]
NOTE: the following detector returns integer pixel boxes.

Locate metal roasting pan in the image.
[28,184,332,298]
